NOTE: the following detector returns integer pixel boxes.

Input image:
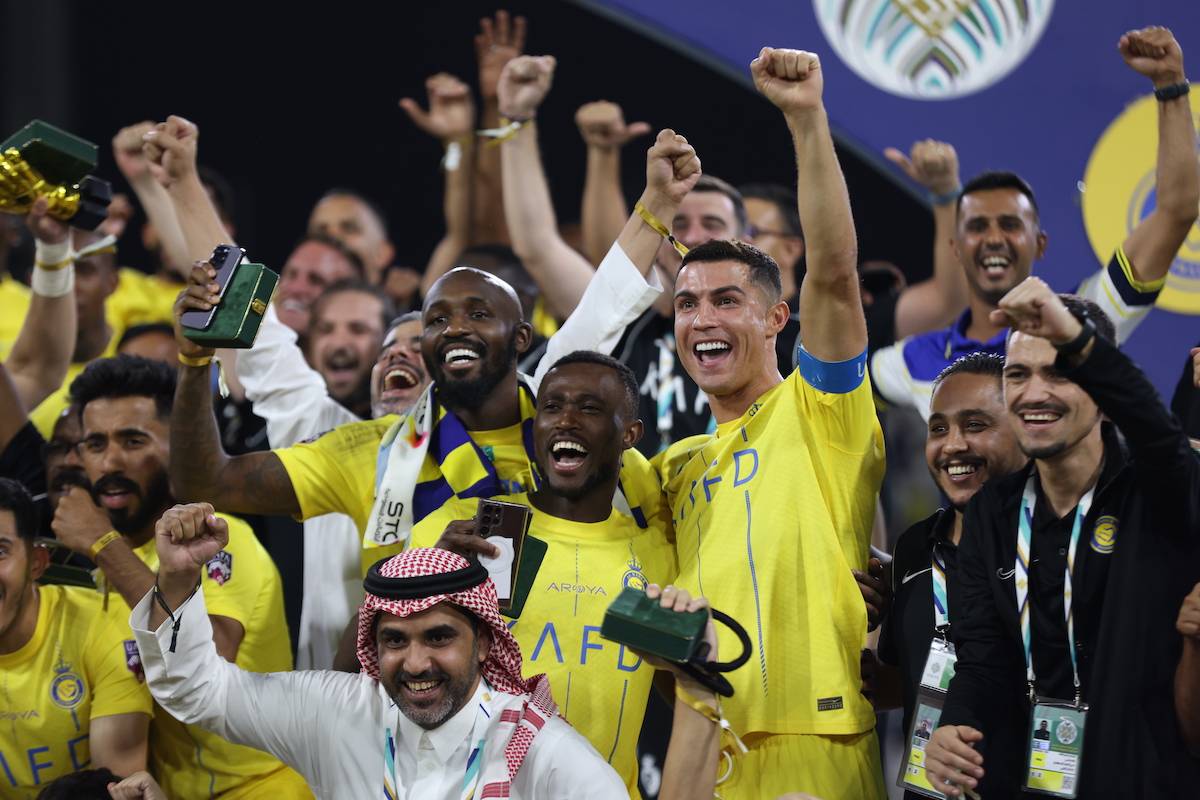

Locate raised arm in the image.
[885,139,968,338]
[143,116,232,262]
[1118,27,1199,283]
[1176,582,1200,756]
[5,200,77,410]
[471,9,526,246]
[498,55,597,319]
[753,48,864,361]
[577,101,650,266]
[400,73,477,297]
[113,121,192,277]
[168,269,300,516]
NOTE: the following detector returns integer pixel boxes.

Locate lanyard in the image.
[1015,473,1095,705]
[931,545,950,632]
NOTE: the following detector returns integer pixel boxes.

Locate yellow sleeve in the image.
[274,417,388,532]
[83,599,153,720]
[794,371,883,456]
[199,515,274,625]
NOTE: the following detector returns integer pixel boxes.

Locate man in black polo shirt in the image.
[925,278,1200,797]
[876,351,1025,796]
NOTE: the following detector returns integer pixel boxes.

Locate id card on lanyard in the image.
[899,545,960,799]
[1016,474,1094,798]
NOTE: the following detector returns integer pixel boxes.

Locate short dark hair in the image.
[387,310,422,336]
[36,768,121,799]
[319,187,391,238]
[932,352,1005,394]
[693,175,749,237]
[310,279,397,337]
[295,232,366,279]
[117,322,176,352]
[1058,293,1116,345]
[70,355,176,419]
[679,239,782,304]
[958,171,1040,221]
[0,478,36,543]
[739,182,804,240]
[546,351,639,418]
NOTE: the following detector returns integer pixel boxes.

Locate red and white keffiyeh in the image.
[358,548,557,797]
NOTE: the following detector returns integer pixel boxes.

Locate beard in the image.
[388,639,481,730]
[430,332,519,412]
[91,470,173,536]
[545,460,616,502]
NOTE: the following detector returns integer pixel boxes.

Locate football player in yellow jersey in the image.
[0,478,151,797]
[654,48,886,798]
[157,111,699,568]
[431,351,676,797]
[47,356,312,799]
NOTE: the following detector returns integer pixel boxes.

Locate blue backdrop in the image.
[581,0,1199,394]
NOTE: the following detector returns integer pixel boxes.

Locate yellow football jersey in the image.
[504,507,677,799]
[98,514,311,799]
[0,584,152,798]
[107,268,181,331]
[654,370,884,737]
[0,275,31,362]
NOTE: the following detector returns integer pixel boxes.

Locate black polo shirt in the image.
[878,507,957,736]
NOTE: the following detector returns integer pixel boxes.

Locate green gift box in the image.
[182,260,279,349]
[0,119,112,229]
[600,586,708,663]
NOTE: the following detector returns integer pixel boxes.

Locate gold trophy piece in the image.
[0,120,112,230]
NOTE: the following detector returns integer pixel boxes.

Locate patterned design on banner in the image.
[813,0,1055,100]
[1082,94,1200,314]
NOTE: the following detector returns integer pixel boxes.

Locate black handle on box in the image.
[675,608,752,697]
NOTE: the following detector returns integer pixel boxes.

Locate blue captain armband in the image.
[797,344,868,394]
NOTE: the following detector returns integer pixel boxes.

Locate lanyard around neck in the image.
[1015,473,1096,704]
[931,544,950,633]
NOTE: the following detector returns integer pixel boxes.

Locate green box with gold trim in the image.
[600,587,707,663]
[183,261,279,349]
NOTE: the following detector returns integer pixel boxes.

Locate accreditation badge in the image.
[897,639,959,798]
[1024,699,1087,797]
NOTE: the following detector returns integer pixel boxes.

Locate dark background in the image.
[4,0,932,282]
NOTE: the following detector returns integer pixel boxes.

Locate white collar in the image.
[395,679,491,766]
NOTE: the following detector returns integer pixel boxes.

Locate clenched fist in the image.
[51,486,114,556]
[1179,582,1200,640]
[884,139,961,197]
[497,55,555,121]
[142,116,199,188]
[576,101,651,150]
[751,47,824,115]
[155,502,229,579]
[989,277,1083,346]
[399,73,476,143]
[644,129,702,207]
[113,121,166,186]
[1119,26,1186,89]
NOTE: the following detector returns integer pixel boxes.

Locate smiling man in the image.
[273,235,364,335]
[431,351,675,796]
[304,281,395,421]
[46,355,311,799]
[652,47,887,797]
[871,27,1198,419]
[925,280,1200,797]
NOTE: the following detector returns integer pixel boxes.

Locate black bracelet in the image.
[1054,316,1096,356]
[1154,81,1190,102]
[153,576,202,653]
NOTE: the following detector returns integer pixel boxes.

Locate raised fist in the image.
[399,73,476,142]
[989,277,1083,346]
[1179,582,1200,640]
[884,139,961,196]
[751,47,824,115]
[142,115,199,187]
[644,129,702,206]
[475,9,527,101]
[575,101,651,150]
[497,55,555,121]
[113,121,166,186]
[155,502,229,578]
[25,196,69,245]
[1119,26,1185,88]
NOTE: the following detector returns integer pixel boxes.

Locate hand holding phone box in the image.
[181,244,279,348]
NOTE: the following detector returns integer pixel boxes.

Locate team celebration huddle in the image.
[1,7,1198,800]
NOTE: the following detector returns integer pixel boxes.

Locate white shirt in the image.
[130,588,627,800]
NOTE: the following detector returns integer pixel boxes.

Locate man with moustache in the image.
[432,351,676,796]
[871,27,1198,419]
[873,353,1026,797]
[300,281,395,420]
[924,280,1200,797]
[654,47,885,797]
[47,355,311,799]
[162,107,698,569]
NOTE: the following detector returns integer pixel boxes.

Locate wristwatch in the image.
[1054,315,1096,356]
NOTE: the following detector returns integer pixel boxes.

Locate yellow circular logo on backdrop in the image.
[1081,95,1200,314]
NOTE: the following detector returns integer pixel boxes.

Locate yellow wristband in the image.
[90,530,122,560]
[34,257,74,271]
[178,352,213,368]
[634,201,688,256]
[479,117,526,147]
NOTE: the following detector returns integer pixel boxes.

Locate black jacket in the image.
[940,336,1200,797]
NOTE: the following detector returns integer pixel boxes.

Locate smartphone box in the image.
[182,260,279,349]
